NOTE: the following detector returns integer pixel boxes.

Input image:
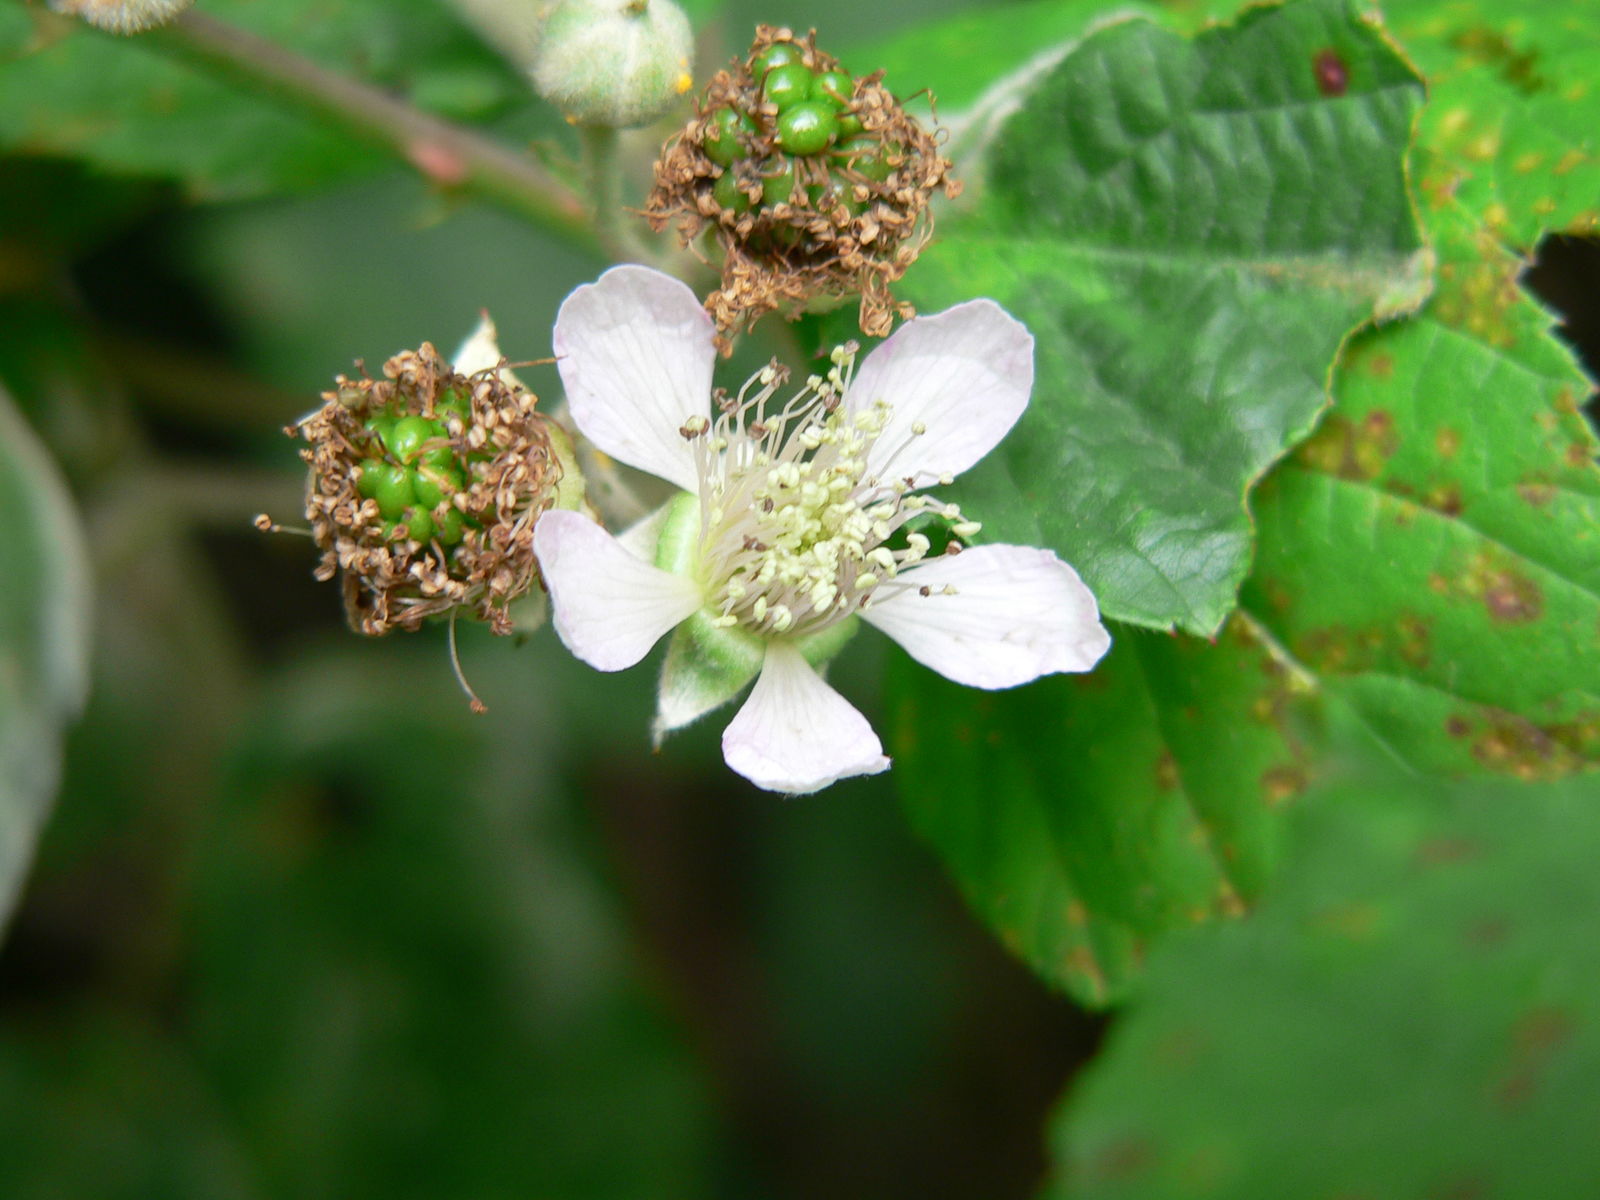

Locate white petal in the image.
[553,265,715,494]
[616,501,672,562]
[533,509,703,672]
[845,299,1033,485]
[862,545,1111,689]
[721,643,889,795]
[452,311,502,375]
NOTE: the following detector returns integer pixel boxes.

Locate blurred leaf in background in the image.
[1049,769,1600,1198]
[0,382,91,932]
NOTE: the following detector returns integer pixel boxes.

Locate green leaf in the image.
[849,0,1132,110]
[893,618,1367,1007]
[902,0,1430,636]
[1239,205,1600,778]
[1047,773,1600,1197]
[0,0,527,200]
[1386,0,1600,245]
[0,385,91,933]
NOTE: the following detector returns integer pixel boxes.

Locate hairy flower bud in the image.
[281,338,583,638]
[532,0,693,128]
[644,26,959,343]
[48,0,193,33]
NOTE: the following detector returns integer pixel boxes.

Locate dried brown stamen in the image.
[291,343,568,638]
[644,25,959,346]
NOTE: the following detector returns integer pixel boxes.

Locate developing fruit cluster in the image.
[645,26,958,342]
[288,343,576,638]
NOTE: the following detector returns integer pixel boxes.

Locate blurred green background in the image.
[0,1,1107,1197]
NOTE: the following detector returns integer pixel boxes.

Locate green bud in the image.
[532,0,694,128]
[48,0,193,33]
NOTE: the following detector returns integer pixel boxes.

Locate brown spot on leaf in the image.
[1466,916,1510,947]
[1215,881,1247,917]
[1466,708,1600,780]
[1447,549,1545,624]
[1423,482,1464,516]
[1496,1007,1575,1109]
[1294,411,1399,481]
[1312,48,1349,96]
[1261,764,1307,807]
[1554,149,1586,175]
[1431,227,1522,347]
[1567,441,1596,468]
[1483,570,1543,623]
[1064,945,1109,1002]
[1517,480,1556,506]
[1415,836,1480,866]
[1396,613,1433,669]
[1087,1137,1156,1182]
[1436,427,1462,458]
[1365,351,1395,378]
[1449,26,1547,94]
[1445,715,1471,738]
[1312,901,1382,940]
[1154,749,1179,792]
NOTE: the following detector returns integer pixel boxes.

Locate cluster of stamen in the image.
[680,344,978,638]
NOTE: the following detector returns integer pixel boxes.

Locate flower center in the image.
[678,346,978,638]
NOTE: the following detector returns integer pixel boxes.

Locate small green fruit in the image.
[776,101,838,156]
[387,415,438,464]
[808,176,861,216]
[356,458,385,500]
[400,505,435,544]
[810,70,852,108]
[713,169,753,214]
[373,465,416,521]
[435,506,466,546]
[752,41,803,76]
[703,106,758,166]
[759,157,802,207]
[833,136,892,181]
[762,63,814,111]
[413,464,463,508]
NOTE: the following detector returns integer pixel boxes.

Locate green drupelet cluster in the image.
[355,391,485,547]
[702,41,892,222]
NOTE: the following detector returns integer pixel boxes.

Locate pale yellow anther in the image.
[855,572,879,590]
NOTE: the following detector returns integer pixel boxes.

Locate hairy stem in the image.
[578,124,637,262]
[144,10,594,247]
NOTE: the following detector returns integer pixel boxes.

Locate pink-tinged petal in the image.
[553,265,714,494]
[862,545,1110,689]
[533,509,703,671]
[721,642,889,795]
[845,299,1033,486]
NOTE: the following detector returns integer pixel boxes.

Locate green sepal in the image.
[545,419,587,513]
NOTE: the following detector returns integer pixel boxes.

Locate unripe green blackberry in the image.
[283,339,584,639]
[644,24,960,341]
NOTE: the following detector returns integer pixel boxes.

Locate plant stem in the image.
[145,10,594,247]
[578,124,635,262]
